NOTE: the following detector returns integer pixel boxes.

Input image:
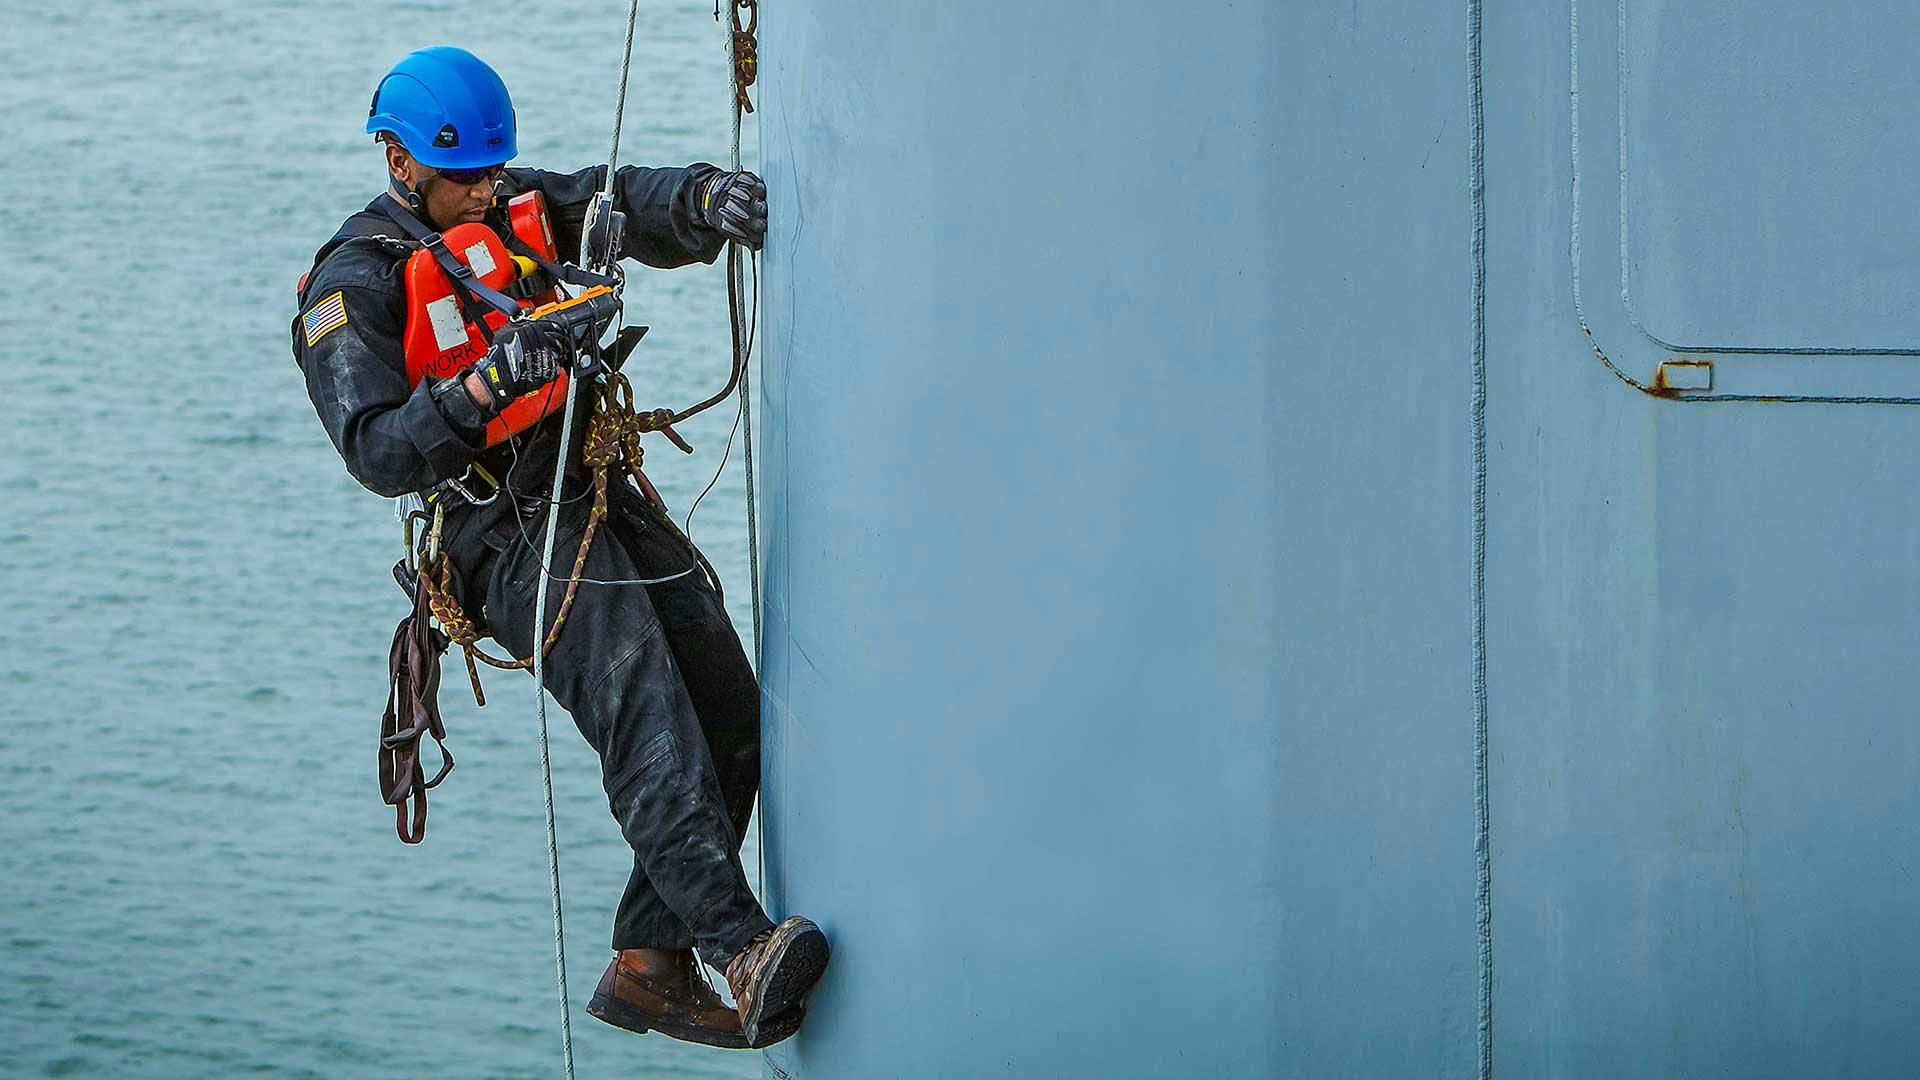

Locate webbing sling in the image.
[380,565,454,844]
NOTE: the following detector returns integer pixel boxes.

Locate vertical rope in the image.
[739,298,761,672]
[531,323,584,1079]
[605,0,642,197]
[730,12,761,675]
[1468,0,1494,1073]
[725,0,769,903]
[530,3,642,1075]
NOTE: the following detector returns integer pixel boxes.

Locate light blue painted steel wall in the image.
[1485,1,1920,1076]
[756,1,1920,1076]
[755,3,1478,1077]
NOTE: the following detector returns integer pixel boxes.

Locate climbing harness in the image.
[377,203,624,847]
[413,371,706,706]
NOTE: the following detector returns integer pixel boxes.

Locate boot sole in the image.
[742,920,831,1048]
[587,990,750,1050]
[751,1003,806,1049]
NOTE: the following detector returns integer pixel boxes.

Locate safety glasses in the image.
[436,163,506,186]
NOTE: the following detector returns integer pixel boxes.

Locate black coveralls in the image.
[292,164,773,969]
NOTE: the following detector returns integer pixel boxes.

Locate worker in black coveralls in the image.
[289,46,828,1050]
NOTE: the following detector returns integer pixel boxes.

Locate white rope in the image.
[727,12,762,677]
[723,0,770,905]
[738,288,760,673]
[605,0,642,199]
[530,3,643,1076]
[530,303,583,1072]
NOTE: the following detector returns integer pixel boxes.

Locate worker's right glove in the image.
[470,318,568,411]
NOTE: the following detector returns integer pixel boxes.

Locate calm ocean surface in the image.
[3,3,765,1077]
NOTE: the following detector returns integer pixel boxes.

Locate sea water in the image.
[2,3,764,1076]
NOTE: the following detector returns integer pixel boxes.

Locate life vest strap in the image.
[380,192,524,320]
[502,233,623,299]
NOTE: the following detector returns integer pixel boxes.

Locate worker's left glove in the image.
[699,169,768,250]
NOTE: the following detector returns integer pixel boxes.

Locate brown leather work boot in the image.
[586,948,748,1049]
[724,916,831,1048]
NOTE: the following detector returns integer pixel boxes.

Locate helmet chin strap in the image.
[389,174,430,217]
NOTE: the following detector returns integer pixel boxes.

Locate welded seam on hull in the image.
[1468,0,1495,1074]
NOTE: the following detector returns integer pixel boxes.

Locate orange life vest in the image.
[402,191,568,447]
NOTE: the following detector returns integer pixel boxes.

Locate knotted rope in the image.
[418,373,686,707]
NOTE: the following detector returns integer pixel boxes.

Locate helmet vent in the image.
[433,124,460,148]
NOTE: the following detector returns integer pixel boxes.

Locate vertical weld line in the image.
[1468,0,1494,1075]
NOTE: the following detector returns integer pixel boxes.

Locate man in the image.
[290,46,827,1050]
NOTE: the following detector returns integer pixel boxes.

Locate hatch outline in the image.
[1570,0,1920,405]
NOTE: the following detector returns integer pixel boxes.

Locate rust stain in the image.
[1652,359,1713,395]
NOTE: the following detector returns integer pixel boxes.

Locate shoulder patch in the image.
[302,290,350,347]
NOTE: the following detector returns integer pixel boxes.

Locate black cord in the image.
[682,249,759,543]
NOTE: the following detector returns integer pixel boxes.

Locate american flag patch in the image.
[302,290,349,347]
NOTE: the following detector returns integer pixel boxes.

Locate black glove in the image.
[699,169,768,250]
[470,318,567,411]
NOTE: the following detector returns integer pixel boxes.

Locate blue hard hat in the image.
[366,46,518,169]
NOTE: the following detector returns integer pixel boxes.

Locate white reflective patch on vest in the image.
[427,295,469,353]
[462,240,497,279]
